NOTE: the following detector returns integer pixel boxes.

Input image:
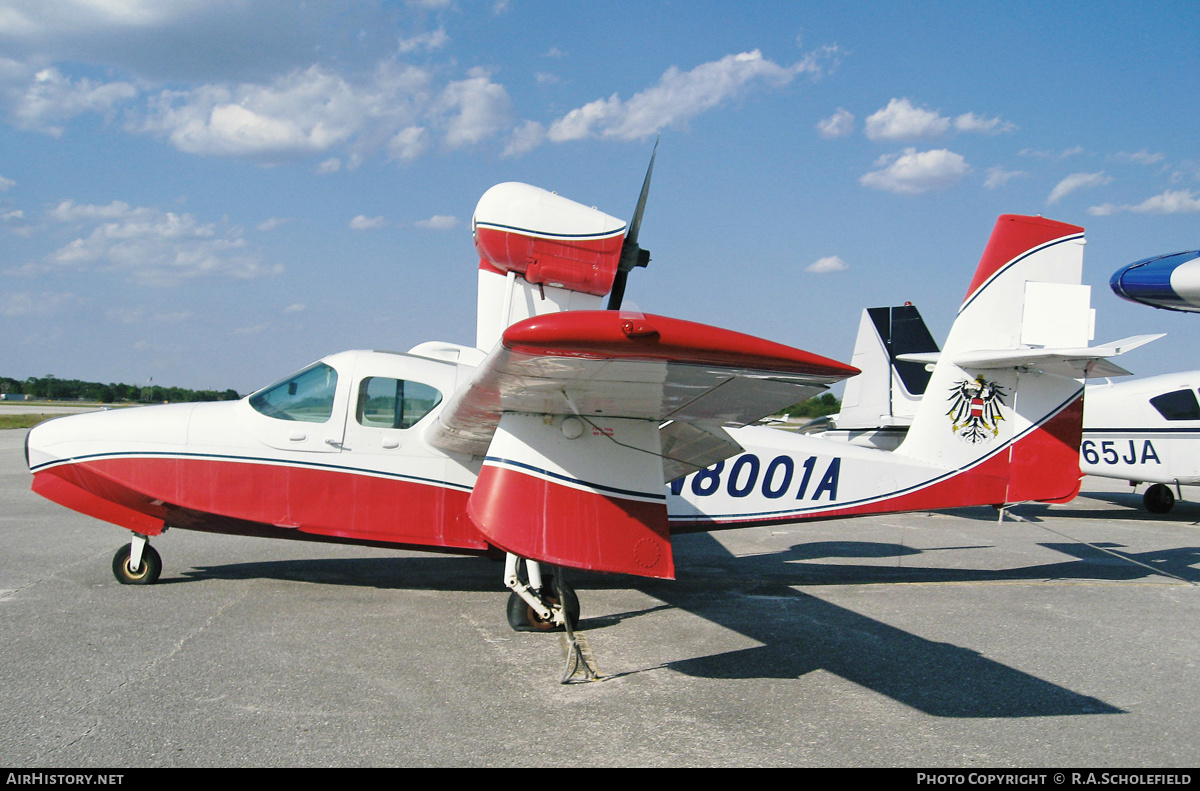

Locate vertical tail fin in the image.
[838,304,940,429]
[896,215,1089,503]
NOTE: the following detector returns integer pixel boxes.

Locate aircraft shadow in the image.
[178,554,504,592]
[629,533,1128,718]
[767,541,1200,586]
[167,532,1192,717]
[659,587,1121,718]
[940,493,1200,524]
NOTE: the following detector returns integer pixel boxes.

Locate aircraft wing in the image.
[428,310,858,578]
[429,310,858,470]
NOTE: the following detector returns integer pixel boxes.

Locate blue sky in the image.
[1,1,1198,394]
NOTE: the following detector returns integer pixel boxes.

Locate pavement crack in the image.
[60,586,252,750]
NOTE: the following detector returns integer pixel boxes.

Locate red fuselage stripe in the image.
[33,457,485,550]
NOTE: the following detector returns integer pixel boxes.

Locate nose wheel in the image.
[112,535,162,585]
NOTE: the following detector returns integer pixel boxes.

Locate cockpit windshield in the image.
[249,362,338,423]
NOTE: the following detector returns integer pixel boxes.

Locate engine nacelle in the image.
[473,182,626,296]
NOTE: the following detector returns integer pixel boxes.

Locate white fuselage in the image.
[1081,372,1200,486]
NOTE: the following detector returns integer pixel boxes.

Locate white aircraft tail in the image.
[890,214,1114,503]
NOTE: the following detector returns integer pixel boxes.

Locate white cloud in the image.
[49,199,133,222]
[415,214,458,230]
[864,98,949,141]
[1089,189,1200,216]
[502,119,545,157]
[105,306,193,324]
[1168,159,1200,184]
[0,37,840,165]
[386,126,429,161]
[283,303,306,313]
[859,148,970,194]
[984,166,1027,189]
[816,108,854,139]
[0,1,194,38]
[11,67,137,135]
[349,214,387,230]
[0,290,83,317]
[256,217,288,232]
[25,199,278,285]
[0,172,14,190]
[1019,146,1085,160]
[1109,150,1165,165]
[1047,172,1111,205]
[397,28,449,53]
[435,68,513,148]
[806,255,847,274]
[954,112,1016,135]
[2,207,29,235]
[134,61,436,159]
[546,48,834,143]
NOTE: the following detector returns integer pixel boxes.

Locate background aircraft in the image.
[24,175,1132,639]
[1090,249,1200,511]
[1111,251,1200,313]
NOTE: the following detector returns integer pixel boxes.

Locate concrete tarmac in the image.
[2,428,1198,768]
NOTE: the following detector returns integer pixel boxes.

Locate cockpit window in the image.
[357,377,442,429]
[249,363,339,423]
[1149,388,1200,421]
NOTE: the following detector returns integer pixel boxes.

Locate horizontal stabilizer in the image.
[900,334,1162,379]
[953,350,1132,379]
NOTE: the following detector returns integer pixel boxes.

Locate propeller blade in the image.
[607,271,629,312]
[626,138,657,248]
[608,139,657,311]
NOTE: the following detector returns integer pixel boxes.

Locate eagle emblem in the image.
[947,376,1006,443]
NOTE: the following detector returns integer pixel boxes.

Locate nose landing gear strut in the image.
[112,533,162,585]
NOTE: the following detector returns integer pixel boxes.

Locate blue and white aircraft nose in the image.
[1110,250,1200,312]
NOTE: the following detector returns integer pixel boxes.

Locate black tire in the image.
[1144,483,1175,514]
[506,582,580,632]
[112,544,162,585]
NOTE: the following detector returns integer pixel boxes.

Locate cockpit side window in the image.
[357,377,443,429]
[249,363,339,423]
[1149,388,1200,421]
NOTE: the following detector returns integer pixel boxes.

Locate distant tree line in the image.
[0,375,239,404]
[779,393,840,418]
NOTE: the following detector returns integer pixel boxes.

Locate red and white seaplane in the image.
[25,160,1133,641]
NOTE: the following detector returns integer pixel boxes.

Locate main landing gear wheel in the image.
[1144,483,1176,514]
[112,543,162,585]
[506,580,580,632]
